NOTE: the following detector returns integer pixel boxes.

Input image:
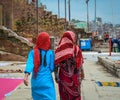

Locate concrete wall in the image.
[98,56,120,77]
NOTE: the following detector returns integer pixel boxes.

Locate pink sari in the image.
[55,31,84,100]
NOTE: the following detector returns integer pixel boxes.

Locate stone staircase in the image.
[0,26,34,59]
[92,42,110,52]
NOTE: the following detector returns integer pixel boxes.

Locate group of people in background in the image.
[103,32,120,52]
[103,32,109,43]
[24,30,84,100]
[92,31,120,52]
[111,36,120,52]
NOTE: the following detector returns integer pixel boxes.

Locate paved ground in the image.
[82,60,120,100]
[0,62,59,100]
[1,52,120,100]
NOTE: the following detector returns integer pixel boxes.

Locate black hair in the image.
[43,53,47,66]
[40,50,47,67]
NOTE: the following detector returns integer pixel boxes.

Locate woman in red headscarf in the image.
[24,32,56,100]
[55,31,84,100]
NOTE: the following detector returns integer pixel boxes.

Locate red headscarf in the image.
[34,32,50,76]
[55,31,83,68]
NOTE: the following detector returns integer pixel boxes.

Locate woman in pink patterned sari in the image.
[55,31,84,100]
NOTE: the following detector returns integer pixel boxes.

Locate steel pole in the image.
[36,0,38,34]
[64,0,67,30]
[58,0,60,18]
[65,0,66,20]
[86,0,89,32]
[94,0,96,32]
[109,38,112,56]
[68,0,71,22]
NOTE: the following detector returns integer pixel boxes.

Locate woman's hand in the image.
[80,66,85,80]
[24,77,29,86]
[55,73,60,83]
[54,66,60,83]
[24,73,29,86]
[55,76,60,83]
[80,71,84,80]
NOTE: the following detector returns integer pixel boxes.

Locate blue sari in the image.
[25,49,56,100]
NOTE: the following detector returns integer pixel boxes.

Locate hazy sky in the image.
[37,0,120,24]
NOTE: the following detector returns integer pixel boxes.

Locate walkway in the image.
[82,60,120,100]
[1,52,120,100]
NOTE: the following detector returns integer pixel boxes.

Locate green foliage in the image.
[15,20,23,32]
